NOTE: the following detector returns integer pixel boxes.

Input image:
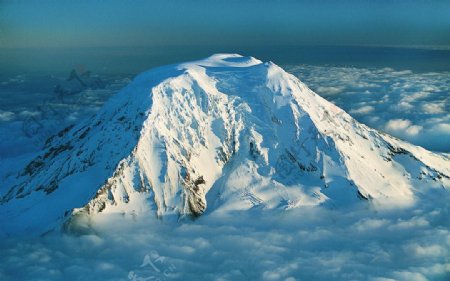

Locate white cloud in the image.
[0,111,15,122]
[404,243,446,258]
[353,218,388,232]
[392,271,429,281]
[315,86,345,96]
[405,125,423,136]
[19,110,41,118]
[401,92,430,103]
[349,105,375,115]
[385,119,423,136]
[369,116,380,123]
[395,101,414,111]
[432,123,450,134]
[386,119,411,130]
[422,103,445,114]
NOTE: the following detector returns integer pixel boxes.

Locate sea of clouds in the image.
[0,192,449,281]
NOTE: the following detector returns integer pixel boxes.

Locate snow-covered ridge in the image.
[1,54,449,235]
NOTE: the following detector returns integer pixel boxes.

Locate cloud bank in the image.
[0,192,449,281]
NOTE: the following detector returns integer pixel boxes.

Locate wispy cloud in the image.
[0,111,15,122]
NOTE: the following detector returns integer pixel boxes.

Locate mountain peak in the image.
[1,55,449,235]
[179,53,263,69]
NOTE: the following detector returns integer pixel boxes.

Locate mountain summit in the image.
[1,54,449,235]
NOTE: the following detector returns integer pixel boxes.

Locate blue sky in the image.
[1,0,450,48]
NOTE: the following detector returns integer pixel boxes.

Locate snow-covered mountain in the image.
[1,54,449,235]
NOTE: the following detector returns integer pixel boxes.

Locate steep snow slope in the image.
[1,54,449,235]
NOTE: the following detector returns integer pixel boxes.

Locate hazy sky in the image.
[1,0,450,48]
